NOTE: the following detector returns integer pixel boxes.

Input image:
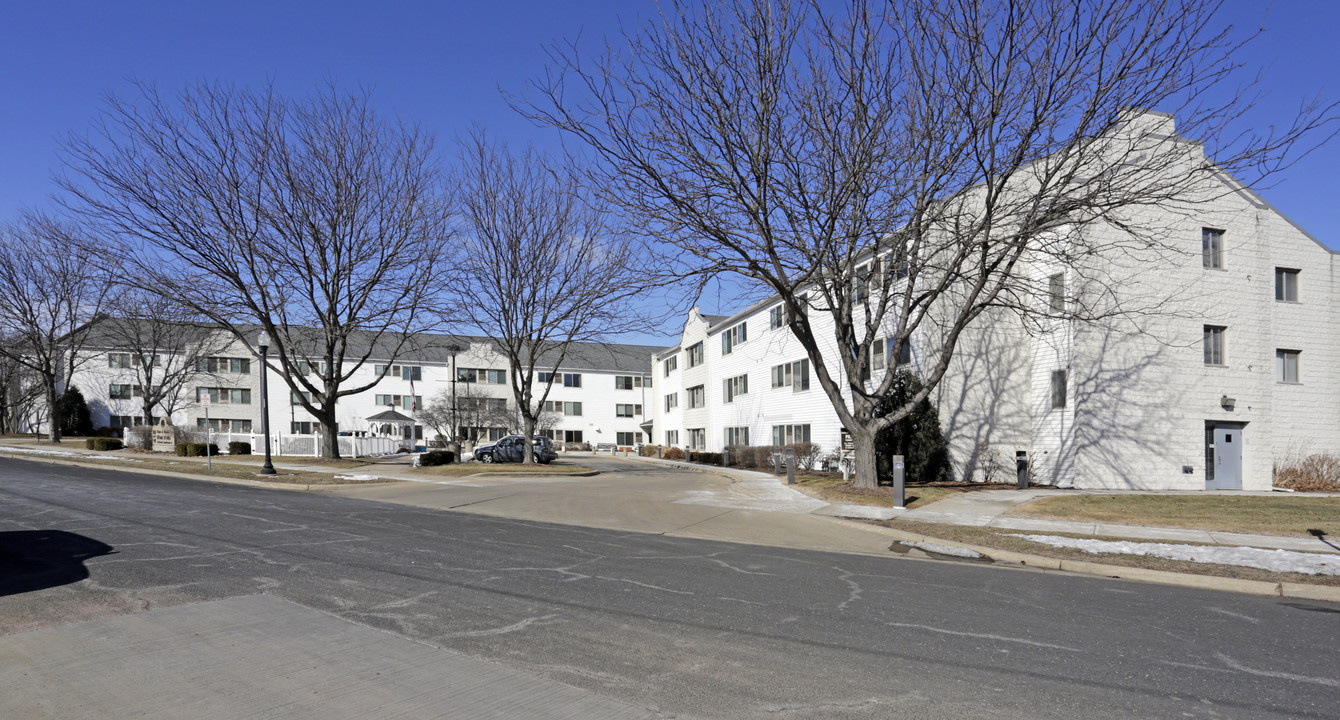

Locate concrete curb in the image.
[825,515,1340,602]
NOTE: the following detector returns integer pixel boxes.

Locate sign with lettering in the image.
[151,419,175,452]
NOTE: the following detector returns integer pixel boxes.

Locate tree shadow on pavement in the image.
[0,530,116,597]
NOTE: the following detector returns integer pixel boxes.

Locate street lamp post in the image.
[257,331,276,475]
[448,343,464,442]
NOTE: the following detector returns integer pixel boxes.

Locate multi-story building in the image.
[70,325,659,452]
[651,119,1339,492]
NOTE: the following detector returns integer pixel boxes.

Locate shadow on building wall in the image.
[937,321,1031,483]
[0,530,116,597]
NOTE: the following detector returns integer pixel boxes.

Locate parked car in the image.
[474,434,558,464]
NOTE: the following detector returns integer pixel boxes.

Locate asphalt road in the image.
[1,456,1337,719]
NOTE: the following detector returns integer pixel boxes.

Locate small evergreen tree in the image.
[873,371,950,484]
[55,386,94,437]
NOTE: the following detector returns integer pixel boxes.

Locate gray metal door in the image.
[1212,427,1242,490]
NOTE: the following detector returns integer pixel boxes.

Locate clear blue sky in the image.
[2,1,1335,345]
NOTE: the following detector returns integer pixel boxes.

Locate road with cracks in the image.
[1,456,1337,719]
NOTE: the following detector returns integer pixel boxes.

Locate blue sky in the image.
[2,1,1335,345]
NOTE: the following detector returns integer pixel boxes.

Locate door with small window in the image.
[1205,423,1243,490]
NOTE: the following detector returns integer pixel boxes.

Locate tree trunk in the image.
[521,414,536,464]
[45,379,61,443]
[850,425,878,489]
[318,409,341,459]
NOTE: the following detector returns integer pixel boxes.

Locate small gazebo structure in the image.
[366,408,416,441]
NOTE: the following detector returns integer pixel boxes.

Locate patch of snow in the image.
[899,541,983,559]
[333,474,379,482]
[459,451,474,463]
[1008,534,1340,576]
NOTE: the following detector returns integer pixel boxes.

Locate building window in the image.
[686,342,704,368]
[687,428,706,450]
[563,373,582,388]
[1203,325,1225,366]
[485,369,506,384]
[722,374,749,403]
[1048,273,1065,313]
[616,431,643,446]
[459,368,479,383]
[109,414,145,428]
[771,424,811,446]
[1202,228,1223,269]
[292,391,312,406]
[1276,350,1300,383]
[1275,268,1299,302]
[615,403,643,417]
[196,387,251,404]
[770,359,810,391]
[615,375,647,390]
[1050,370,1067,410]
[663,355,678,376]
[199,418,252,433]
[290,421,314,435]
[198,357,251,374]
[544,400,583,416]
[720,323,748,355]
[665,430,679,446]
[563,430,584,443]
[724,426,750,446]
[107,353,133,369]
[687,385,706,409]
[396,365,422,381]
[853,262,871,304]
[664,393,679,412]
[109,383,133,400]
[769,305,785,329]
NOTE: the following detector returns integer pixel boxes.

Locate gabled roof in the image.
[366,408,416,423]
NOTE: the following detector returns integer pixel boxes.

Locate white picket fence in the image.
[205,432,403,458]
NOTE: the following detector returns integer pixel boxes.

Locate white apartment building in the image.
[71,326,659,453]
[651,122,1339,492]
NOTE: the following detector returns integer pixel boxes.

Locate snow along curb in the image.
[822,515,1340,603]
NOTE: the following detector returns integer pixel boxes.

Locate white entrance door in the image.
[1210,426,1242,490]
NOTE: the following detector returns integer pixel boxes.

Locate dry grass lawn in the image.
[791,474,962,509]
[1009,494,1340,537]
[876,519,1340,587]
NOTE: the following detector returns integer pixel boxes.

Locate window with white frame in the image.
[1203,325,1225,366]
[109,414,144,428]
[770,359,810,391]
[724,426,750,446]
[687,385,706,409]
[1048,273,1065,313]
[198,417,252,433]
[1202,228,1223,269]
[107,353,133,369]
[720,323,748,355]
[615,375,647,390]
[544,400,583,416]
[1050,370,1067,410]
[687,428,706,450]
[664,392,679,411]
[199,357,251,374]
[853,262,871,304]
[722,373,749,403]
[109,383,133,400]
[769,305,785,329]
[615,403,643,417]
[290,421,314,435]
[663,355,678,376]
[665,430,679,446]
[292,390,312,406]
[1275,268,1299,302]
[616,431,643,446]
[563,430,584,443]
[196,387,252,404]
[1276,349,1300,383]
[686,342,704,368]
[771,424,811,446]
[458,368,479,383]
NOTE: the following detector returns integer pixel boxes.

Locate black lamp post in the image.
[448,343,464,441]
[257,331,276,475]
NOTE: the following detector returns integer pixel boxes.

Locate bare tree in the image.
[0,350,44,434]
[417,382,548,444]
[446,132,651,462]
[0,214,115,442]
[81,292,233,426]
[60,81,451,457]
[519,0,1335,487]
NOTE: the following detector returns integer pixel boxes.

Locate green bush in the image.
[663,446,686,460]
[689,451,723,465]
[56,386,95,437]
[85,437,124,451]
[418,450,456,466]
[175,442,219,457]
[228,441,252,456]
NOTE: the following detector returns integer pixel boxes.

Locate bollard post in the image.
[785,448,796,485]
[658,445,662,459]
[892,454,905,508]
[773,451,782,475]
[722,448,730,468]
[1016,451,1030,489]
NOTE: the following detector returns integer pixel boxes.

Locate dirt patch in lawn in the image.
[871,518,1340,587]
[1007,494,1340,537]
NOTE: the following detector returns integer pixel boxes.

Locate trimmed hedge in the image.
[663,447,686,460]
[419,450,456,466]
[689,451,724,466]
[228,441,252,456]
[85,437,124,452]
[175,443,220,457]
